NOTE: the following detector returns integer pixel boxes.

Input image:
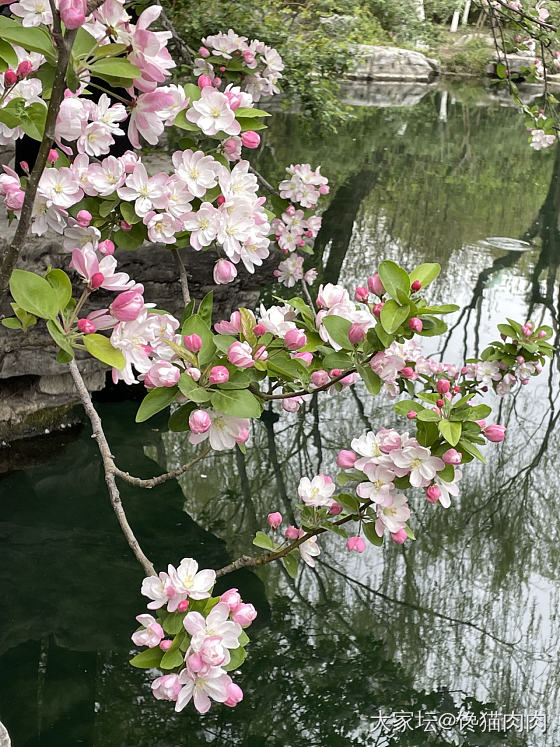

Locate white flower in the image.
[188,409,249,451]
[298,474,335,508]
[186,88,241,137]
[375,493,410,535]
[391,445,445,488]
[356,464,396,507]
[11,0,52,27]
[434,467,462,508]
[258,303,297,336]
[182,202,219,250]
[38,167,83,209]
[172,149,219,198]
[299,535,320,567]
[169,558,216,600]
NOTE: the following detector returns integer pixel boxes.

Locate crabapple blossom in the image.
[231,603,257,626]
[131,614,164,648]
[175,667,232,714]
[346,536,366,553]
[152,674,182,702]
[214,259,238,285]
[267,512,282,529]
[186,87,241,136]
[227,341,254,368]
[189,410,211,434]
[188,409,250,451]
[298,474,335,508]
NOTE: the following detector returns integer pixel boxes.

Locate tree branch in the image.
[113,446,211,488]
[0,25,78,304]
[172,247,191,305]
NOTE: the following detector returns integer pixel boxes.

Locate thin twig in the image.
[68,359,157,577]
[249,165,280,196]
[114,446,211,488]
[172,247,191,305]
[154,0,194,66]
[490,0,557,31]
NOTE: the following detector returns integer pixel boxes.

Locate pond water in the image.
[1,83,559,746]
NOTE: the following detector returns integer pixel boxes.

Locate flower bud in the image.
[186,367,201,382]
[253,323,266,336]
[189,409,211,434]
[198,74,212,88]
[436,379,450,394]
[406,410,417,419]
[77,318,96,334]
[346,536,366,553]
[484,424,506,442]
[177,599,190,612]
[329,502,343,515]
[354,286,369,303]
[282,396,302,413]
[231,603,257,627]
[521,324,532,336]
[183,333,202,353]
[367,273,385,297]
[47,149,58,164]
[213,259,237,285]
[76,209,92,227]
[426,485,441,503]
[16,60,33,80]
[409,317,423,332]
[241,131,261,149]
[220,588,241,610]
[336,450,356,468]
[198,46,210,57]
[348,323,366,345]
[212,76,222,87]
[285,525,299,540]
[391,528,407,544]
[538,329,547,339]
[227,341,254,368]
[90,272,104,289]
[208,365,229,384]
[318,184,329,195]
[110,290,144,322]
[19,161,29,173]
[284,328,307,350]
[372,302,384,318]
[442,448,461,465]
[411,280,422,292]
[400,366,415,379]
[98,239,115,256]
[436,399,444,408]
[120,220,131,231]
[4,69,17,86]
[267,512,282,529]
[187,652,204,672]
[144,361,180,389]
[224,682,244,707]
[159,639,172,651]
[293,351,312,366]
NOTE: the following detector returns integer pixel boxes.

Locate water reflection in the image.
[1,85,559,745]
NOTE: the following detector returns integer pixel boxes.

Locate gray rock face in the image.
[351,45,440,83]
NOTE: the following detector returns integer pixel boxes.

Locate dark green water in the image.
[1,84,559,746]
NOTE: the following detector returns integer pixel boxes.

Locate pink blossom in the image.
[209,366,229,384]
[227,341,254,368]
[186,87,241,136]
[409,317,423,332]
[311,370,329,387]
[224,682,243,707]
[144,361,180,388]
[189,410,211,434]
[484,424,506,442]
[131,614,164,648]
[426,485,441,504]
[282,396,302,413]
[337,450,356,468]
[346,536,366,553]
[175,667,232,714]
[442,448,461,465]
[152,674,182,702]
[184,333,203,352]
[220,588,242,610]
[214,259,238,285]
[367,274,385,296]
[128,91,175,148]
[267,511,282,529]
[284,328,307,350]
[285,525,299,540]
[241,130,260,148]
[110,290,145,322]
[298,474,335,508]
[231,603,257,626]
[391,528,407,544]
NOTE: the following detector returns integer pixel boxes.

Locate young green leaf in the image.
[135,386,178,423]
[9,269,59,319]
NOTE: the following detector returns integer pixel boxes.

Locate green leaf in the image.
[214,334,238,353]
[335,493,360,513]
[183,83,202,101]
[463,404,492,421]
[0,17,56,61]
[113,221,147,250]
[84,333,125,369]
[322,315,353,350]
[163,612,185,635]
[496,62,507,79]
[91,42,129,59]
[437,464,455,482]
[322,351,353,369]
[223,645,247,672]
[282,553,299,579]
[380,299,409,334]
[374,323,393,348]
[253,531,275,550]
[46,269,72,310]
[0,39,18,68]
[336,470,363,485]
[421,304,459,315]
[458,438,486,464]
[168,402,196,431]
[72,27,98,59]
[210,388,261,418]
[9,269,59,319]
[1,317,21,329]
[160,647,184,670]
[217,370,252,390]
[357,364,381,395]
[378,260,410,299]
[182,314,216,366]
[234,107,271,117]
[120,201,142,225]
[239,308,257,345]
[129,647,164,669]
[88,58,140,79]
[416,316,447,337]
[135,386,178,422]
[416,409,439,422]
[409,263,440,289]
[174,109,199,131]
[438,419,462,447]
[178,373,211,403]
[47,320,74,358]
[363,522,383,546]
[198,291,214,326]
[394,400,424,416]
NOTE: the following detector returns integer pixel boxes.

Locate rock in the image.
[0,721,10,747]
[350,45,439,83]
[340,80,435,108]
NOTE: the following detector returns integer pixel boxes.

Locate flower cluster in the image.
[131,558,256,714]
[195,29,284,101]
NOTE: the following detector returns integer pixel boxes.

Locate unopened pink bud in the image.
[216,195,226,206]
[311,370,329,387]
[220,588,241,609]
[484,424,506,442]
[224,682,244,707]
[436,379,450,394]
[186,367,201,382]
[400,366,414,379]
[426,485,441,503]
[76,209,92,227]
[19,161,29,173]
[159,639,172,651]
[346,536,366,553]
[411,280,422,291]
[253,323,266,336]
[354,286,369,303]
[241,131,261,149]
[98,239,114,256]
[372,302,384,318]
[208,365,229,384]
[436,399,444,408]
[177,599,189,612]
[318,184,329,195]
[409,317,423,332]
[407,410,417,419]
[77,318,96,334]
[120,220,131,231]
[329,501,343,515]
[442,448,461,465]
[391,528,407,544]
[187,652,203,672]
[267,512,282,529]
[284,328,307,350]
[231,603,257,627]
[521,324,532,336]
[183,333,202,352]
[475,419,486,429]
[110,289,144,322]
[47,149,58,164]
[538,330,547,339]
[285,525,299,540]
[198,74,212,88]
[198,46,210,58]
[235,427,250,444]
[336,449,356,468]
[189,409,211,434]
[90,272,104,289]
[293,351,312,365]
[285,205,296,216]
[348,323,366,345]
[214,259,237,285]
[4,69,16,86]
[16,60,33,80]
[212,76,222,87]
[367,273,385,296]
